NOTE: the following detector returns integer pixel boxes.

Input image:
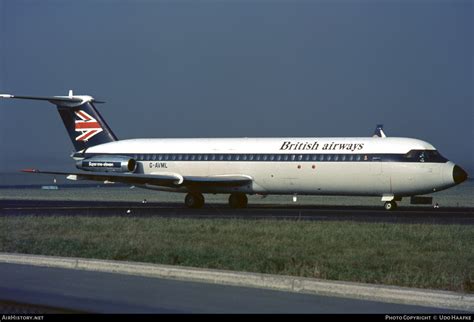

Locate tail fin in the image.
[56,96,118,151]
[0,90,117,151]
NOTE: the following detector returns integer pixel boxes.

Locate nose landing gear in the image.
[382,194,400,211]
[384,201,397,211]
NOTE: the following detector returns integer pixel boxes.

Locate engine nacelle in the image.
[76,156,137,173]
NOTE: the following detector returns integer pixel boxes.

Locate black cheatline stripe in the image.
[79,152,448,164]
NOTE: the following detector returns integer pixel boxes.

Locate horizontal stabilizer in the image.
[3,90,116,151]
[0,91,104,106]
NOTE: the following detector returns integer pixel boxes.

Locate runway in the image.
[1,199,473,225]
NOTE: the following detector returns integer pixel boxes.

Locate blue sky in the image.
[0,0,472,174]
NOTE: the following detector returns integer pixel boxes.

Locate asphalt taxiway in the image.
[0,262,467,313]
[0,199,473,225]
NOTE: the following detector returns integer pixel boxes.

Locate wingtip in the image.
[0,94,13,98]
[21,168,39,173]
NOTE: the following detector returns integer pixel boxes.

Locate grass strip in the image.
[0,216,472,293]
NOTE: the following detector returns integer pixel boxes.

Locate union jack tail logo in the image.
[74,110,103,141]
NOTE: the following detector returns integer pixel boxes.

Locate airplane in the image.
[0,91,468,210]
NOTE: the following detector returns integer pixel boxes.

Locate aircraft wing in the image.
[183,175,252,187]
[21,169,252,188]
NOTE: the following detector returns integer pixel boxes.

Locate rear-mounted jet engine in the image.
[76,156,137,173]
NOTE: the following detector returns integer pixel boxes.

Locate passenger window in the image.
[171,155,176,161]
[327,155,332,161]
[242,154,247,161]
[312,155,317,161]
[236,155,240,161]
[262,155,268,161]
[276,155,282,161]
[341,155,346,161]
[334,155,339,161]
[249,154,254,161]
[319,155,324,161]
[283,155,289,161]
[227,155,232,161]
[291,155,296,161]
[190,155,195,161]
[304,155,310,161]
[269,155,275,161]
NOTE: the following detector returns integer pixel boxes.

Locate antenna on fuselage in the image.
[373,124,387,138]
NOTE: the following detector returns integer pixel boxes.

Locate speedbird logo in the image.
[74,110,103,141]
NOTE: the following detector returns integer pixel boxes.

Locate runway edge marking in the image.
[0,252,472,311]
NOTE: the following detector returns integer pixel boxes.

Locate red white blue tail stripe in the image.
[75,110,103,141]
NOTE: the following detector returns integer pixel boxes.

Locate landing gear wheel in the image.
[384,201,397,211]
[229,193,248,208]
[185,193,205,209]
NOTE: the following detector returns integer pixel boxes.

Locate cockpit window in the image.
[404,150,447,163]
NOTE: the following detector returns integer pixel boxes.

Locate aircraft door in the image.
[370,155,391,192]
[369,155,383,175]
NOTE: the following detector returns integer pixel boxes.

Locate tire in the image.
[185,193,204,208]
[384,201,397,211]
[229,193,248,208]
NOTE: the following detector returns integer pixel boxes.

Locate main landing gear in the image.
[184,192,248,209]
[185,192,205,209]
[228,192,248,208]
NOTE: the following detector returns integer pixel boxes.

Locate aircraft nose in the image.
[453,165,468,184]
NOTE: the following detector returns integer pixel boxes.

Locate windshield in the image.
[404,150,448,163]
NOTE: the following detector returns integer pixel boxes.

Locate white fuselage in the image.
[80,137,458,197]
